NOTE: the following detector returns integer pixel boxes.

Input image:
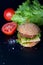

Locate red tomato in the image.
[1,22,17,35]
[3,8,15,21]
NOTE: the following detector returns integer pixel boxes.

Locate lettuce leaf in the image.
[11,0,43,26]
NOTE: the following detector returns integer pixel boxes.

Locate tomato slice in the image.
[1,22,17,35]
[3,8,15,21]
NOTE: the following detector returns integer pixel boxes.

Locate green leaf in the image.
[11,0,43,26]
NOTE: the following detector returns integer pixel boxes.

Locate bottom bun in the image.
[20,42,39,47]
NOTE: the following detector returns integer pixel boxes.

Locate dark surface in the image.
[0,0,43,65]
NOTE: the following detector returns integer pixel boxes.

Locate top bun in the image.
[17,23,40,37]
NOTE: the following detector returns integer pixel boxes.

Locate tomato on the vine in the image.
[3,8,15,21]
[1,22,17,35]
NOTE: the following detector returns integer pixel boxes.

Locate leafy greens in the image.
[11,0,43,26]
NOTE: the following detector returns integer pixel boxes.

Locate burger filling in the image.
[17,33,41,45]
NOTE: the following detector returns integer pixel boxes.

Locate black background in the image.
[0,0,43,65]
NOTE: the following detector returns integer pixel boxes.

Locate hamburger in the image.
[17,23,41,47]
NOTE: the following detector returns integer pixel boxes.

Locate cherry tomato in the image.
[3,8,15,21]
[1,22,17,35]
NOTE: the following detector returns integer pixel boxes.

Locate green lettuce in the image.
[11,0,43,26]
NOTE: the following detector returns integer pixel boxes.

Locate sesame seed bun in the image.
[17,23,40,38]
